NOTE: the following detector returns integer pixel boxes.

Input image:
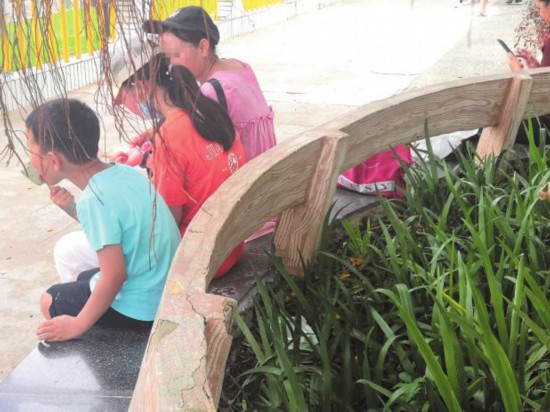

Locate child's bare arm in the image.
[50,186,78,221]
[77,244,126,328]
[36,244,126,341]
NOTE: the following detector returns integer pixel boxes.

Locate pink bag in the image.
[337,145,413,198]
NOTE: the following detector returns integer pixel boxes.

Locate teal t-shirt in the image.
[76,164,180,321]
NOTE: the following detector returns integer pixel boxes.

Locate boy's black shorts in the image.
[46,268,152,330]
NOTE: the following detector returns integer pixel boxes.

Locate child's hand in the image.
[103,146,131,164]
[50,186,77,220]
[130,128,154,147]
[104,142,153,168]
[105,147,144,167]
[36,315,85,342]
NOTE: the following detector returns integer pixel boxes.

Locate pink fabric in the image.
[541,36,550,68]
[337,145,413,198]
[201,62,277,161]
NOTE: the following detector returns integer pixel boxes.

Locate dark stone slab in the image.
[331,188,379,220]
[0,327,150,411]
[0,393,131,412]
[208,233,277,312]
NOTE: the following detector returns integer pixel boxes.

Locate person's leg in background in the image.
[480,0,488,16]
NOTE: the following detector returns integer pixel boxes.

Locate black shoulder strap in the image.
[206,78,227,112]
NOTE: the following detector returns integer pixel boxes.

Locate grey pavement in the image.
[0,0,523,382]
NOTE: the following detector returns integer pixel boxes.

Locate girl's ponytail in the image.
[152,59,236,151]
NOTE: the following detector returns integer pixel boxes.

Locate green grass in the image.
[222,124,550,411]
[1,7,103,72]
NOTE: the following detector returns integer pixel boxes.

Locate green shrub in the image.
[222,127,550,411]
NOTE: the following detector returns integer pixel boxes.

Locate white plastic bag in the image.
[411,129,478,161]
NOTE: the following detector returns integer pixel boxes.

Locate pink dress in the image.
[201,62,277,161]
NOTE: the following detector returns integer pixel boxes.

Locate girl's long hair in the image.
[139,55,236,151]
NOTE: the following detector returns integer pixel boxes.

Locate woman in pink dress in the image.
[143,6,276,162]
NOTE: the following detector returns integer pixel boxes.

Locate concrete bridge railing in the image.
[128,68,549,410]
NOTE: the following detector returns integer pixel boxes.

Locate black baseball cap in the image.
[143,6,220,46]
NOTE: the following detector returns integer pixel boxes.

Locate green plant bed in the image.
[221,129,550,411]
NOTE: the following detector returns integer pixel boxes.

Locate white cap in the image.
[109,35,156,104]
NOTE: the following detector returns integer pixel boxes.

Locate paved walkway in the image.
[0,0,523,381]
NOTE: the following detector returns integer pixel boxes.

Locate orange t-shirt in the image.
[153,110,246,276]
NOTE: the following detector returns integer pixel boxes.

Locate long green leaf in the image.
[466,270,522,411]
[377,288,461,412]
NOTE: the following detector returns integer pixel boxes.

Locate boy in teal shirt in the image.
[26,98,180,342]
